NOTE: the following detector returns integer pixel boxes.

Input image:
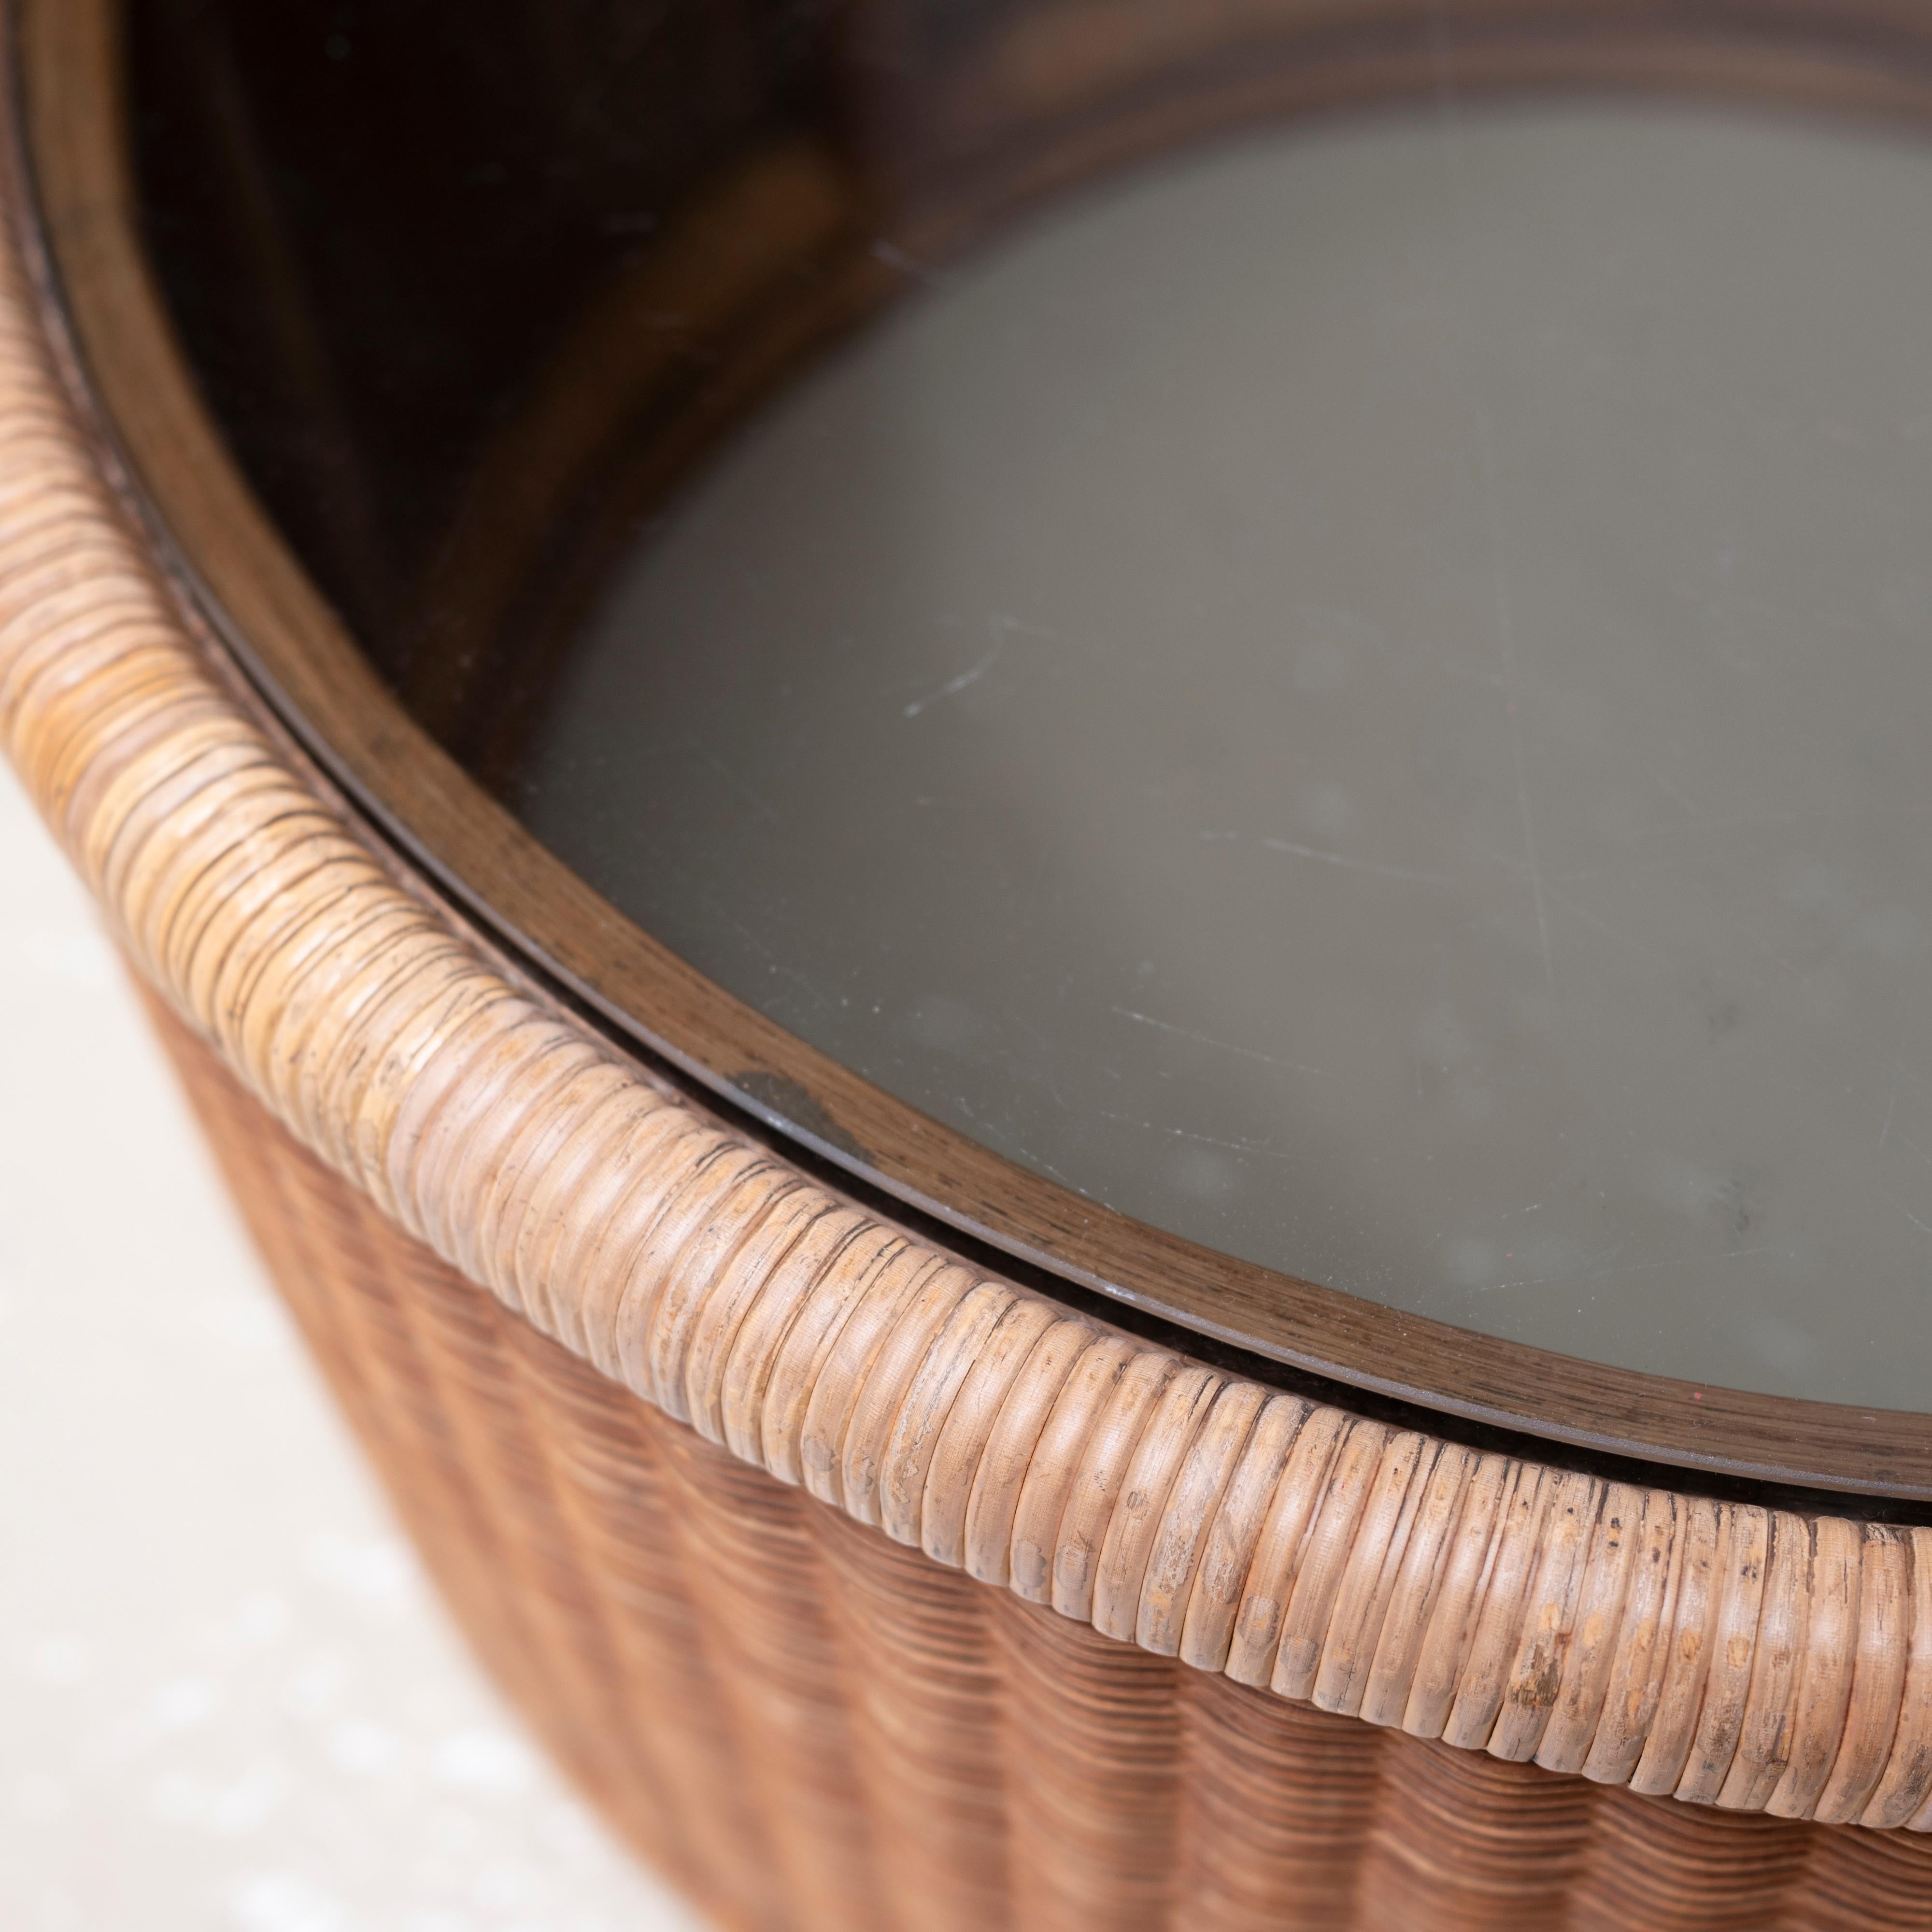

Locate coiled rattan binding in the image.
[3,21,1932,1924]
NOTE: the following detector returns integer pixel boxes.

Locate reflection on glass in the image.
[130,5,1932,1405]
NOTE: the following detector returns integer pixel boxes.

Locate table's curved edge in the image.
[25,0,1932,1503]
[3,11,1932,1836]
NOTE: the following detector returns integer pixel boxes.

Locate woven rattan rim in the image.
[1,32,1930,1845]
[35,0,1932,1498]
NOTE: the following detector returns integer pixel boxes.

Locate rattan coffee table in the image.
[8,1,1932,1925]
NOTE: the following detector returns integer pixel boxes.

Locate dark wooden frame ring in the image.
[20,0,1932,1499]
[15,0,1932,1835]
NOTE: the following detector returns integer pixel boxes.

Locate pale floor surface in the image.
[0,766,703,1931]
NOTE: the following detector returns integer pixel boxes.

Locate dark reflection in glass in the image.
[128,3,1932,1406]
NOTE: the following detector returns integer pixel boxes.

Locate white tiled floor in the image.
[0,767,702,1932]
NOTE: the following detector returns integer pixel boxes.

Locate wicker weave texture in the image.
[152,989,1932,1932]
[11,30,1932,1855]
[3,108,1932,1837]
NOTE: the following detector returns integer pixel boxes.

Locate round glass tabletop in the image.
[110,0,1932,1421]
[517,104,1932,1412]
